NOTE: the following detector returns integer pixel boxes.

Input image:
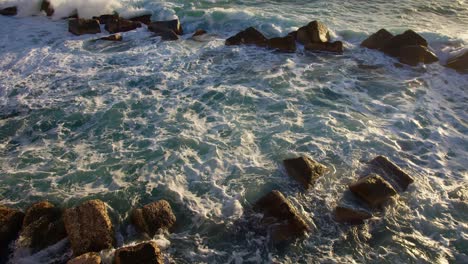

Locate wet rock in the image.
[267,35,296,53]
[63,199,115,256]
[382,30,428,57]
[254,190,310,244]
[397,45,438,66]
[283,156,326,189]
[295,20,330,45]
[334,206,372,225]
[225,27,267,47]
[369,155,414,191]
[114,241,163,264]
[129,14,152,25]
[131,200,176,237]
[148,19,183,35]
[0,205,24,257]
[149,27,179,41]
[361,29,394,50]
[446,50,468,72]
[349,173,397,208]
[93,14,119,25]
[69,19,101,36]
[67,252,101,264]
[0,6,17,16]
[41,0,54,17]
[193,29,207,37]
[99,34,122,41]
[105,18,141,34]
[305,41,344,53]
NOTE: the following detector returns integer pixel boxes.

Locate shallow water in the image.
[0,0,467,263]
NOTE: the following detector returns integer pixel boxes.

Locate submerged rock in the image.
[369,155,414,191]
[267,35,296,53]
[131,200,176,237]
[295,20,330,45]
[69,19,101,36]
[305,41,344,53]
[225,27,267,47]
[0,6,17,16]
[99,34,122,41]
[349,173,397,208]
[67,252,101,264]
[41,0,54,17]
[446,50,468,72]
[193,29,207,37]
[105,18,141,34]
[148,19,183,35]
[283,156,326,189]
[114,241,163,264]
[361,29,394,50]
[129,14,152,25]
[0,205,24,259]
[63,199,115,256]
[254,190,310,244]
[334,206,372,225]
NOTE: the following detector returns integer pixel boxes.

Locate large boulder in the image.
[131,200,176,237]
[369,155,414,191]
[129,14,152,25]
[361,29,394,50]
[148,19,183,35]
[396,45,438,66]
[0,205,24,260]
[69,19,101,36]
[0,6,17,16]
[114,241,163,264]
[40,0,54,16]
[267,35,296,53]
[349,174,397,208]
[382,30,428,57]
[295,20,330,45]
[67,252,101,264]
[305,41,344,54]
[283,156,326,189]
[254,190,310,244]
[334,206,372,225]
[225,27,267,47]
[63,200,115,256]
[446,50,468,73]
[105,18,141,34]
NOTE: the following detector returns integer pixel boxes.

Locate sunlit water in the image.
[0,0,467,263]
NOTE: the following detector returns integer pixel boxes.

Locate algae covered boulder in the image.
[114,241,163,264]
[283,156,326,189]
[0,205,24,258]
[131,200,176,237]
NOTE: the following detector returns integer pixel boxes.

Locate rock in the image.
[17,201,67,251]
[334,206,372,225]
[0,6,17,16]
[193,29,207,37]
[225,27,267,47]
[283,156,326,189]
[296,20,330,45]
[131,200,176,237]
[114,241,163,264]
[305,41,344,53]
[93,14,119,25]
[148,19,183,35]
[446,50,468,72]
[267,35,296,53]
[129,14,152,25]
[67,252,101,264]
[69,19,101,36]
[349,173,397,208]
[40,0,54,16]
[254,190,310,244]
[63,200,115,256]
[361,29,394,50]
[397,45,438,66]
[382,30,428,57]
[149,27,179,41]
[99,34,122,41]
[369,155,414,191]
[105,18,141,34]
[0,205,24,257]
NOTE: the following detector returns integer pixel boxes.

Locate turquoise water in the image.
[0,0,467,263]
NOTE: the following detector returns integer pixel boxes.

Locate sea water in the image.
[0,0,467,263]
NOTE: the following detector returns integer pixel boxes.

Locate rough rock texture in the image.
[129,14,152,25]
[334,206,372,225]
[63,200,115,256]
[446,51,468,72]
[382,30,428,57]
[361,29,394,50]
[114,241,163,264]
[148,19,183,35]
[397,45,438,66]
[267,35,296,53]
[131,200,176,237]
[254,190,310,244]
[369,155,414,191]
[283,156,326,189]
[69,19,101,36]
[40,0,54,16]
[67,252,102,264]
[105,18,141,34]
[349,174,397,208]
[93,14,119,25]
[0,6,17,16]
[99,34,122,41]
[305,41,344,53]
[0,205,24,258]
[225,27,267,47]
[295,20,330,45]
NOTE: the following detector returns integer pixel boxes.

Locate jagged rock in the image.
[41,0,54,16]
[396,45,438,66]
[361,29,394,50]
[93,14,119,25]
[148,19,183,35]
[446,50,468,72]
[63,200,115,256]
[283,156,326,189]
[254,190,310,244]
[295,20,330,45]
[349,173,397,208]
[0,205,24,259]
[382,30,428,57]
[114,241,163,264]
[17,201,67,251]
[193,29,207,37]
[67,252,101,264]
[225,27,267,47]
[105,18,141,34]
[99,34,122,41]
[305,41,344,53]
[334,206,372,225]
[267,35,296,53]
[131,200,176,237]
[369,155,414,191]
[130,14,152,25]
[69,19,101,36]
[0,6,17,16]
